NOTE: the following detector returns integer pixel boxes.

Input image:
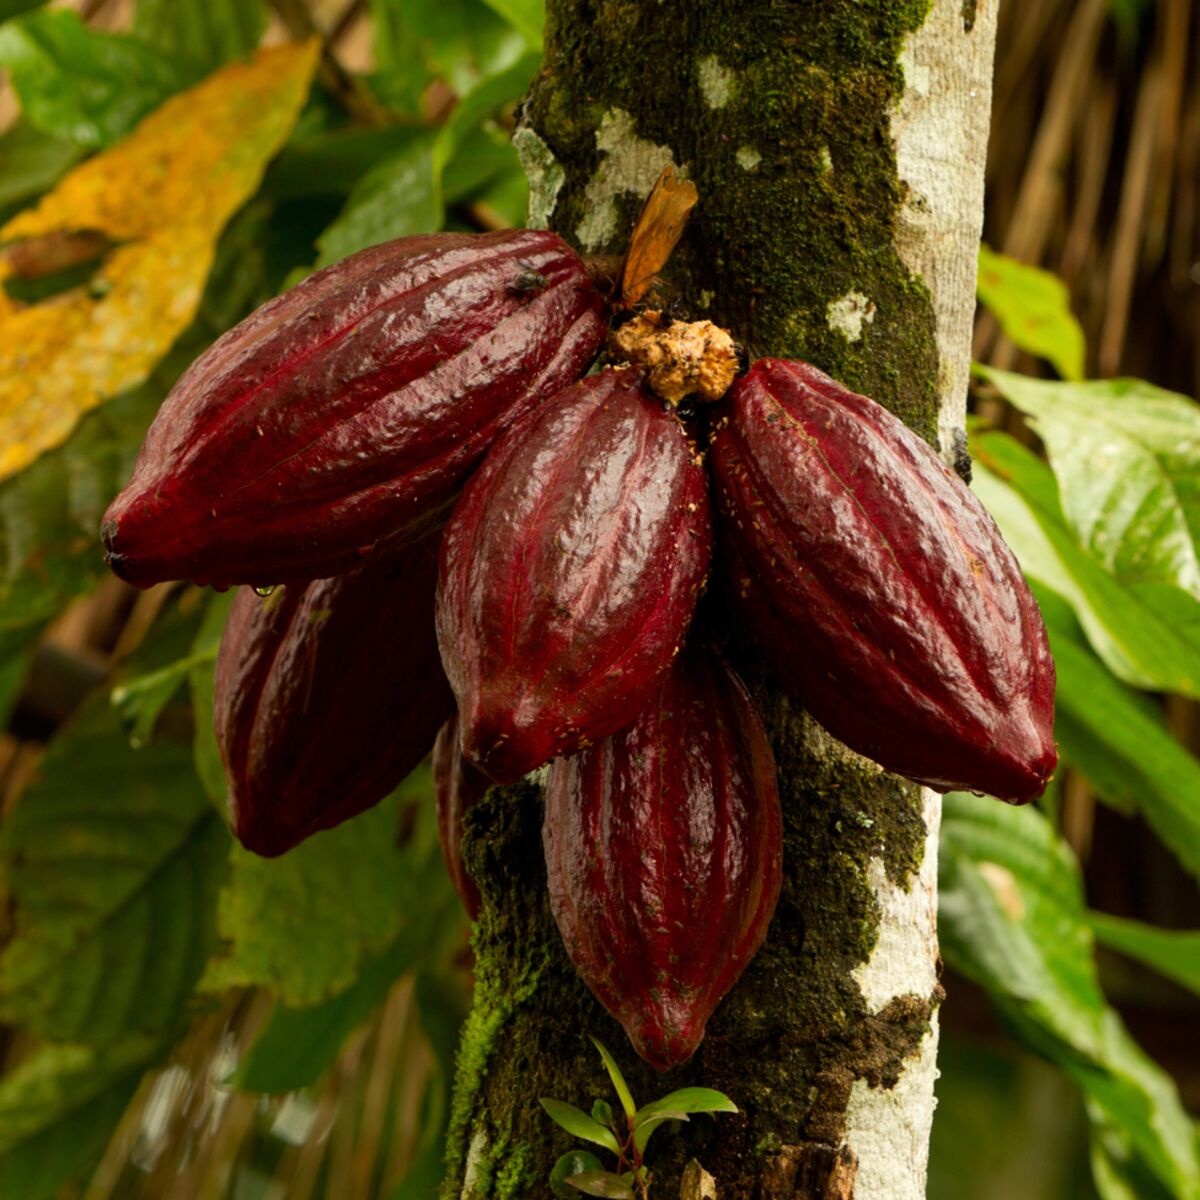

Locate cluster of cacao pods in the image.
[102,226,1055,1069]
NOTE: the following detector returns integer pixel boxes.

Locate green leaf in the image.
[551,1151,606,1199]
[0,1,47,22]
[1089,912,1200,998]
[538,1100,621,1155]
[1035,585,1200,879]
[0,121,83,212]
[479,0,544,45]
[315,49,538,266]
[108,592,212,747]
[0,1039,155,1200]
[635,1088,738,1122]
[133,0,266,77]
[0,694,227,1046]
[235,878,463,1092]
[265,124,429,201]
[979,366,1200,600]
[0,10,186,148]
[187,590,234,806]
[200,767,442,1006]
[939,792,1200,1199]
[632,1112,689,1155]
[590,1037,636,1121]
[315,135,441,267]
[971,428,1200,696]
[566,1170,634,1199]
[976,245,1085,381]
[591,1099,613,1126]
[370,0,529,103]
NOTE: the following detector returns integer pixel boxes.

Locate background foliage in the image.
[0,1,1195,1198]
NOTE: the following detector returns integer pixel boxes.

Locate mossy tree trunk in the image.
[443,2,997,1197]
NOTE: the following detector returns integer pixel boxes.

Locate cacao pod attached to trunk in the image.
[709,358,1056,802]
[103,230,607,589]
[436,367,712,784]
[214,536,454,857]
[433,714,491,919]
[543,647,782,1071]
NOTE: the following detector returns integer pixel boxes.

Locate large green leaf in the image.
[0,121,83,213]
[479,0,544,45]
[133,0,266,77]
[370,0,529,105]
[979,367,1200,600]
[1088,913,1200,998]
[234,871,463,1093]
[200,766,442,1006]
[0,1039,156,1200]
[0,10,186,148]
[976,246,1085,381]
[315,134,441,268]
[0,694,227,1046]
[1034,585,1200,879]
[939,793,1200,1199]
[971,428,1200,696]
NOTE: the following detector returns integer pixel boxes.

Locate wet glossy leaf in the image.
[538,1099,621,1154]
[551,1151,605,1199]
[635,1088,737,1121]
[0,39,319,482]
[976,246,1085,381]
[566,1170,634,1199]
[590,1037,636,1121]
[1035,585,1200,880]
[940,793,1200,1199]
[972,429,1200,697]
[980,367,1200,600]
[0,11,185,148]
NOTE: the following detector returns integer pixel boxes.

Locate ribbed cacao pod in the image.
[543,647,782,1071]
[709,358,1056,802]
[214,537,454,856]
[436,367,712,784]
[103,230,607,589]
[433,714,490,919]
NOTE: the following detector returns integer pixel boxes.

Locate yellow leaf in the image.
[0,39,320,482]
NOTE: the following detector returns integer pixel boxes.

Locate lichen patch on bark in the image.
[574,109,679,252]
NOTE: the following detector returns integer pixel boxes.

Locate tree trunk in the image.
[442,2,997,1197]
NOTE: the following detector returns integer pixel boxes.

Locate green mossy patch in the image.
[528,0,939,442]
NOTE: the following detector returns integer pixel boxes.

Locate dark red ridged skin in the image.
[103,230,607,589]
[433,714,490,919]
[213,537,454,857]
[709,358,1057,802]
[543,648,782,1071]
[435,368,712,784]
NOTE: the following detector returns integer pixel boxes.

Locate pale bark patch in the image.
[826,291,878,344]
[575,109,678,251]
[697,55,735,108]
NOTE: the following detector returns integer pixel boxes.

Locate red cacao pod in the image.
[103,230,607,589]
[543,647,782,1071]
[433,714,490,919]
[709,358,1056,802]
[214,537,454,857]
[436,367,712,784]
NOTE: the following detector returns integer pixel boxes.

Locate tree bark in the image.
[442,2,997,1197]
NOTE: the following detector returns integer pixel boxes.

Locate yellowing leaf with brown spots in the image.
[0,39,320,482]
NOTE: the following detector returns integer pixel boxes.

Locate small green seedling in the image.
[540,1037,737,1200]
